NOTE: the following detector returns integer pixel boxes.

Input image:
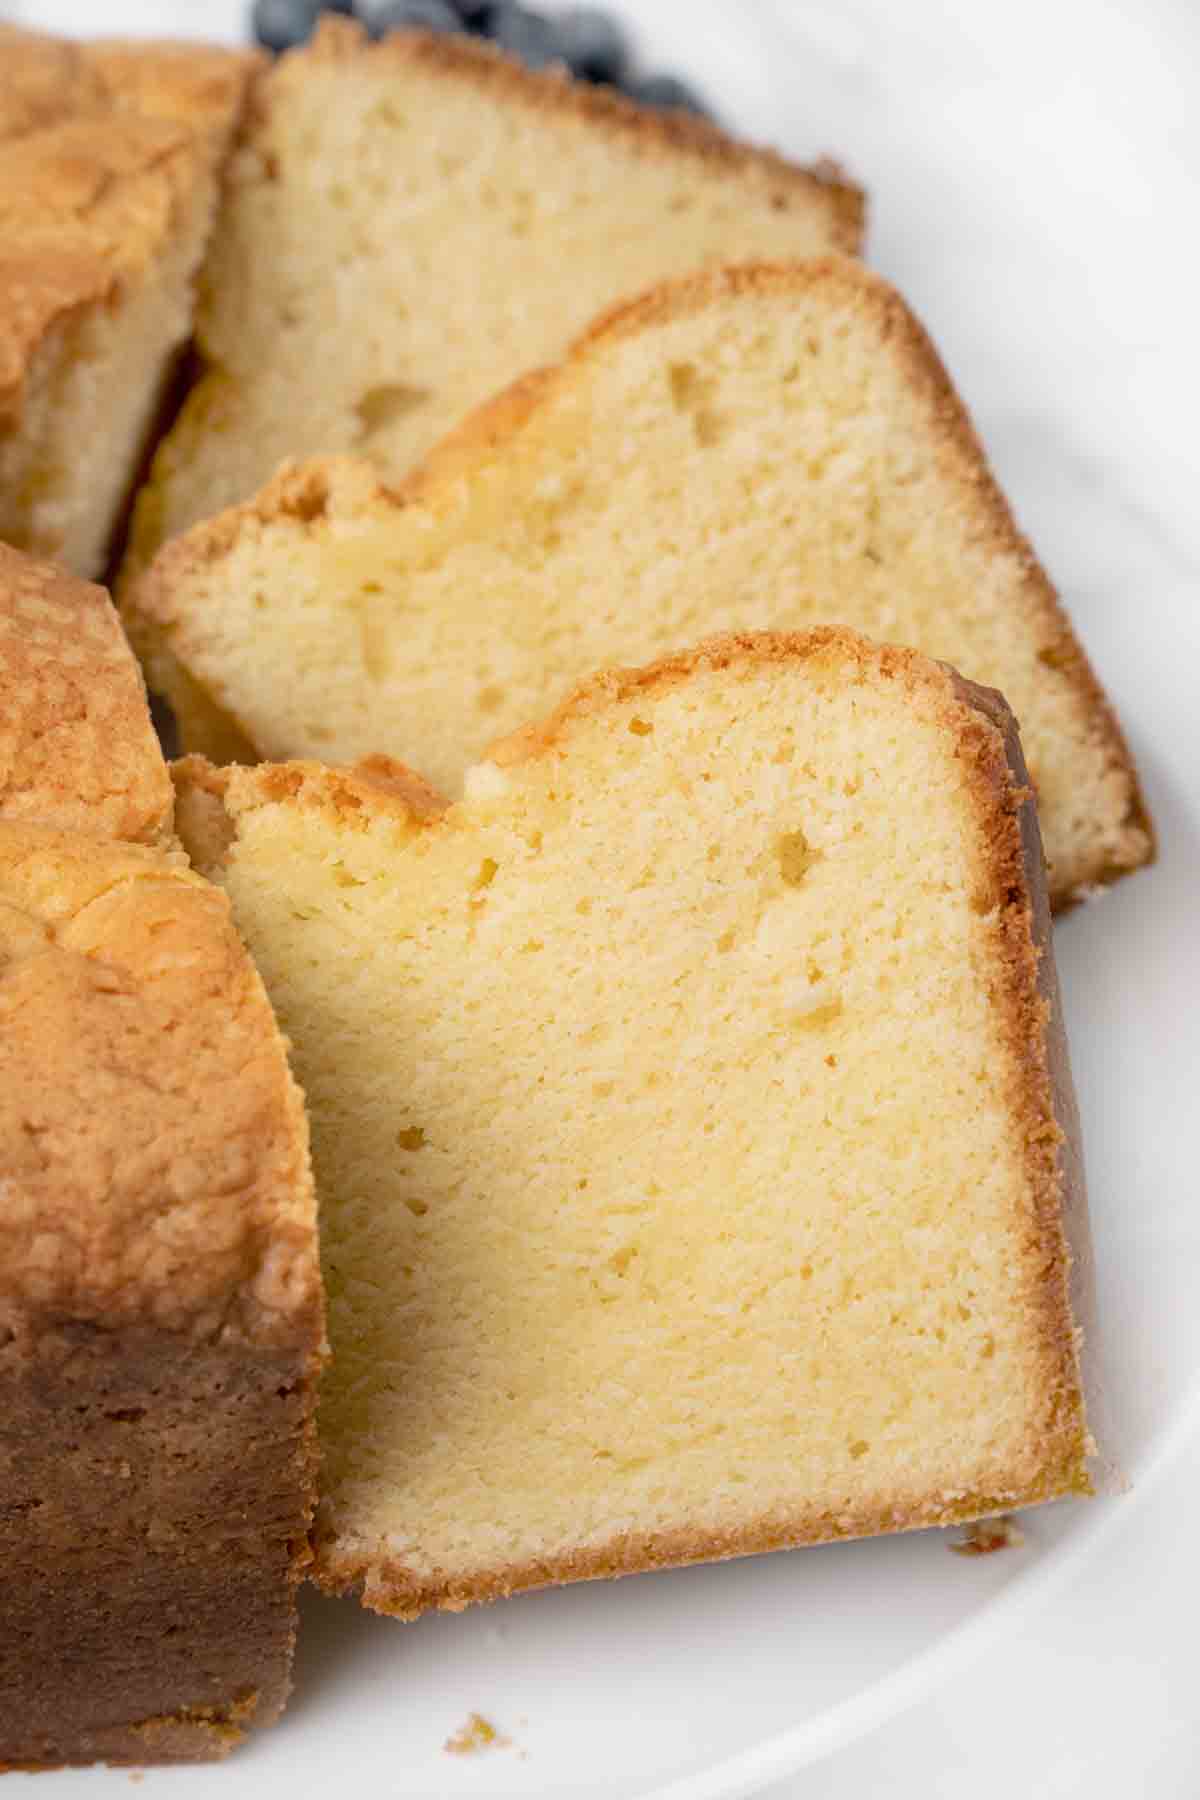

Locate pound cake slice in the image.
[121,16,861,575]
[0,546,323,1767]
[135,259,1151,906]
[175,629,1093,1619]
[0,25,259,577]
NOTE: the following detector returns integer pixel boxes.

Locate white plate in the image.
[14,1,1199,1795]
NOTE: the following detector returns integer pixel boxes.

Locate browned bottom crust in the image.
[315,1459,1088,1621]
[0,1331,316,1769]
[0,1693,260,1770]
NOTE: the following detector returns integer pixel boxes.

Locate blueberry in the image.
[485,3,563,70]
[251,0,325,51]
[555,7,627,84]
[354,0,461,34]
[624,72,708,116]
[450,0,493,25]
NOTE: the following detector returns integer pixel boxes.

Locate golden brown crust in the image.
[404,367,560,497]
[0,26,258,141]
[291,17,863,253]
[349,752,450,818]
[80,38,264,137]
[182,627,1091,1613]
[318,1462,1071,1619]
[0,543,172,843]
[170,753,240,871]
[0,26,105,139]
[137,459,359,609]
[0,114,191,423]
[175,748,447,843]
[0,826,321,1348]
[976,674,1098,1469]
[0,27,258,426]
[935,664,1091,1491]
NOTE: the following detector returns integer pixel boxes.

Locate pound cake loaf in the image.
[0,546,323,1767]
[121,16,861,577]
[135,258,1151,906]
[0,25,259,577]
[175,629,1093,1619]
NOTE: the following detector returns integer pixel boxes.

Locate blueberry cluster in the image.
[250,1,708,115]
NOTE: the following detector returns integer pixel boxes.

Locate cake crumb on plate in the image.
[444,1713,510,1755]
[950,1516,1025,1556]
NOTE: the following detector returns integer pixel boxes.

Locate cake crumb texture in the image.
[0,24,259,576]
[134,257,1151,905]
[175,628,1092,1618]
[122,15,860,570]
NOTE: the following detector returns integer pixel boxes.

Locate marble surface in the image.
[5,1,1198,1795]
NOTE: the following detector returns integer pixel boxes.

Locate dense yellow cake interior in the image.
[140,265,1147,902]
[178,637,1085,1609]
[125,25,857,563]
[0,192,211,580]
[0,34,254,579]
